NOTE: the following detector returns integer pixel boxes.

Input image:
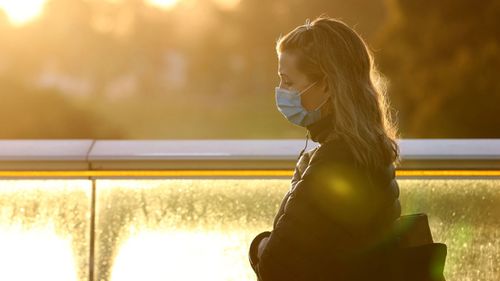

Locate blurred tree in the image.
[0,78,123,138]
[375,0,500,137]
[2,0,497,138]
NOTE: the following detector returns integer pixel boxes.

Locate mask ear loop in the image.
[298,81,318,96]
[297,130,310,161]
[313,95,330,112]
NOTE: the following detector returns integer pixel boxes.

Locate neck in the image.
[306,113,336,144]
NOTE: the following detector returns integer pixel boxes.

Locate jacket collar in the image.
[306,113,336,144]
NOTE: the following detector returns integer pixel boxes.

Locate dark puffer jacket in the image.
[250,114,403,281]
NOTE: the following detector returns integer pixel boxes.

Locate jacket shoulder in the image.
[295,138,396,228]
[300,138,357,180]
[310,138,356,165]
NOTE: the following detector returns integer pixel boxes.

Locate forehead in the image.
[278,51,301,78]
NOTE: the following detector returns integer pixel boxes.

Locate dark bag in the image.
[390,213,447,281]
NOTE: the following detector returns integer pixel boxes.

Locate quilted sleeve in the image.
[283,146,380,230]
[272,151,311,229]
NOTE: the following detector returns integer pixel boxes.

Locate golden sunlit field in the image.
[0,178,498,281]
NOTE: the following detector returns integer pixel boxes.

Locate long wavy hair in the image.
[276,16,400,168]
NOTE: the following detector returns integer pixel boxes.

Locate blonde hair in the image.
[276,16,401,168]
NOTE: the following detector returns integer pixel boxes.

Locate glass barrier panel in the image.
[399,178,499,281]
[95,178,499,281]
[0,180,92,281]
[95,179,288,281]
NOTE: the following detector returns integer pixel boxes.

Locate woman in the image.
[248,16,445,281]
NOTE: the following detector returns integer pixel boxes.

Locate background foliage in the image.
[0,0,498,139]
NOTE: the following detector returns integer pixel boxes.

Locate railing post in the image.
[88,179,97,281]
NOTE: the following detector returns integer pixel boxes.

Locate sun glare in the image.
[0,223,78,281]
[0,0,47,26]
[146,0,180,10]
[111,230,254,281]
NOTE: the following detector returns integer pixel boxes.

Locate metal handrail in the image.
[0,139,499,178]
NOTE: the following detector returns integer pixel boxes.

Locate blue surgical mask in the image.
[275,81,329,127]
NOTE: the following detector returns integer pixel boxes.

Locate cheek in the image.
[300,89,324,111]
[300,94,315,110]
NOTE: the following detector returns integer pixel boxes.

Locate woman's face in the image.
[278,51,330,113]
